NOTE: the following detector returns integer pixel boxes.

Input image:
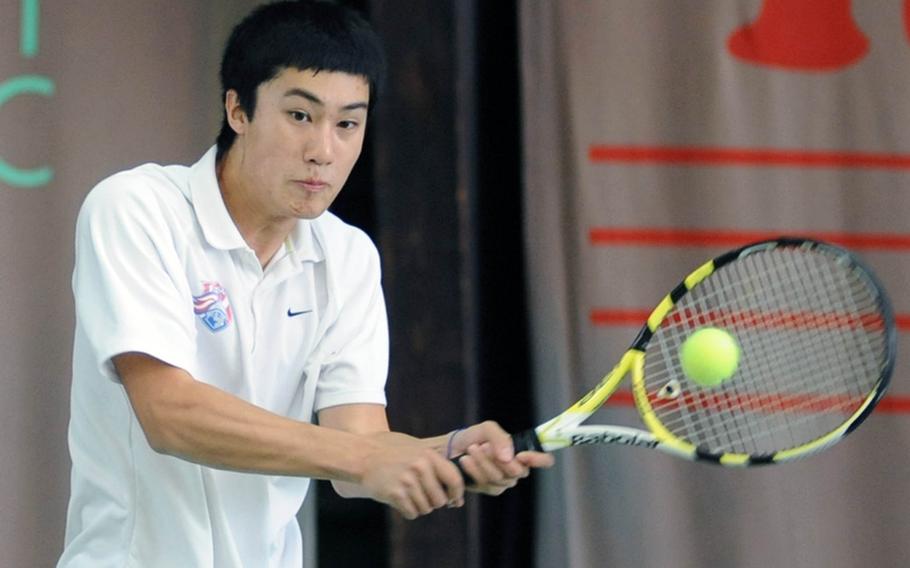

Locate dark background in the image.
[319,1,536,566]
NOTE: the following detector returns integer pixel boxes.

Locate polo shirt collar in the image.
[287,217,325,263]
[189,146,247,251]
[189,146,324,263]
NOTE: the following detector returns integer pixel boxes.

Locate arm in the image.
[317,403,429,500]
[115,352,463,519]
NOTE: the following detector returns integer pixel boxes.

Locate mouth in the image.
[293,178,329,192]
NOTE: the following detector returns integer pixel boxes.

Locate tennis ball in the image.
[679,327,740,387]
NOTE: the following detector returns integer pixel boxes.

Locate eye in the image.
[289,110,310,122]
[337,120,360,130]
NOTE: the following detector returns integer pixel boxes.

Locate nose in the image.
[305,122,334,166]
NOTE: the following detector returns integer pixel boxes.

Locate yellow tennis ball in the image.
[679,327,740,387]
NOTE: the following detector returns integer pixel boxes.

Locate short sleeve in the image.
[313,233,389,411]
[73,175,197,381]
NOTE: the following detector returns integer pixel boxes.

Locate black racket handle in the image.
[450,428,544,485]
[512,428,544,453]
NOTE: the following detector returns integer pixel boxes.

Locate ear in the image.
[224,90,249,135]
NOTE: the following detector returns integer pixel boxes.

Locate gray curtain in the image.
[520,2,910,567]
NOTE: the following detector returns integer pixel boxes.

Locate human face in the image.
[224,68,370,221]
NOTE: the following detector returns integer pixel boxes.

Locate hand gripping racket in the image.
[497,237,896,468]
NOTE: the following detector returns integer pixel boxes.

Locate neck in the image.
[216,151,295,268]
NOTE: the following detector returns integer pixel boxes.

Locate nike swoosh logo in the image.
[287,308,313,318]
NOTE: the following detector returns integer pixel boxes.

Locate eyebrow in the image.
[283,88,369,112]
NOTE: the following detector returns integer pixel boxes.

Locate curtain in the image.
[520,2,910,567]
[0,2,282,566]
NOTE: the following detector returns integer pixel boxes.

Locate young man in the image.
[58,2,553,567]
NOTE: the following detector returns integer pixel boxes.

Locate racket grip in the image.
[511,428,544,453]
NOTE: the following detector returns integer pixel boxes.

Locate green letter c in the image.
[0,74,56,189]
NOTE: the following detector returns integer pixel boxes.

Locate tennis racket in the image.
[492,237,896,468]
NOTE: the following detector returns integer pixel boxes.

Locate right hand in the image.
[359,436,465,519]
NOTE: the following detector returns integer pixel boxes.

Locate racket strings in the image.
[702,253,879,449]
[708,258,877,448]
[641,247,889,456]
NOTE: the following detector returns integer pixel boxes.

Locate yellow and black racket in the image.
[508,237,895,466]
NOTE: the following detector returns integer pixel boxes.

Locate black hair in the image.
[215,0,386,161]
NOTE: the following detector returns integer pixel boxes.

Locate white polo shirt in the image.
[59,146,388,568]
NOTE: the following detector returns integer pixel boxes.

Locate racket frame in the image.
[516,237,896,467]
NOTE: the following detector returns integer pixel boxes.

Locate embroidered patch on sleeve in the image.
[192,281,234,332]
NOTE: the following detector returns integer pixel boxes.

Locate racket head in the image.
[630,237,896,466]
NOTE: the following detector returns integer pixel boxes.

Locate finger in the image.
[479,421,515,462]
[406,477,434,517]
[435,453,465,504]
[461,456,513,495]
[392,489,419,520]
[396,463,436,517]
[472,443,528,480]
[416,457,452,510]
[467,444,503,484]
[516,451,555,468]
[465,445,517,487]
[457,421,514,462]
[455,454,485,488]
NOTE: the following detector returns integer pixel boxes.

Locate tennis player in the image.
[57,2,553,566]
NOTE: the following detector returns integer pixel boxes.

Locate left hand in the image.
[449,421,555,496]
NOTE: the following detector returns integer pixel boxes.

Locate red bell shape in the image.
[727,0,869,71]
[905,0,910,48]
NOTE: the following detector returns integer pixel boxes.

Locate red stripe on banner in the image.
[682,308,886,332]
[588,144,910,170]
[590,309,910,332]
[604,390,910,415]
[655,391,861,415]
[875,397,910,413]
[588,227,910,251]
